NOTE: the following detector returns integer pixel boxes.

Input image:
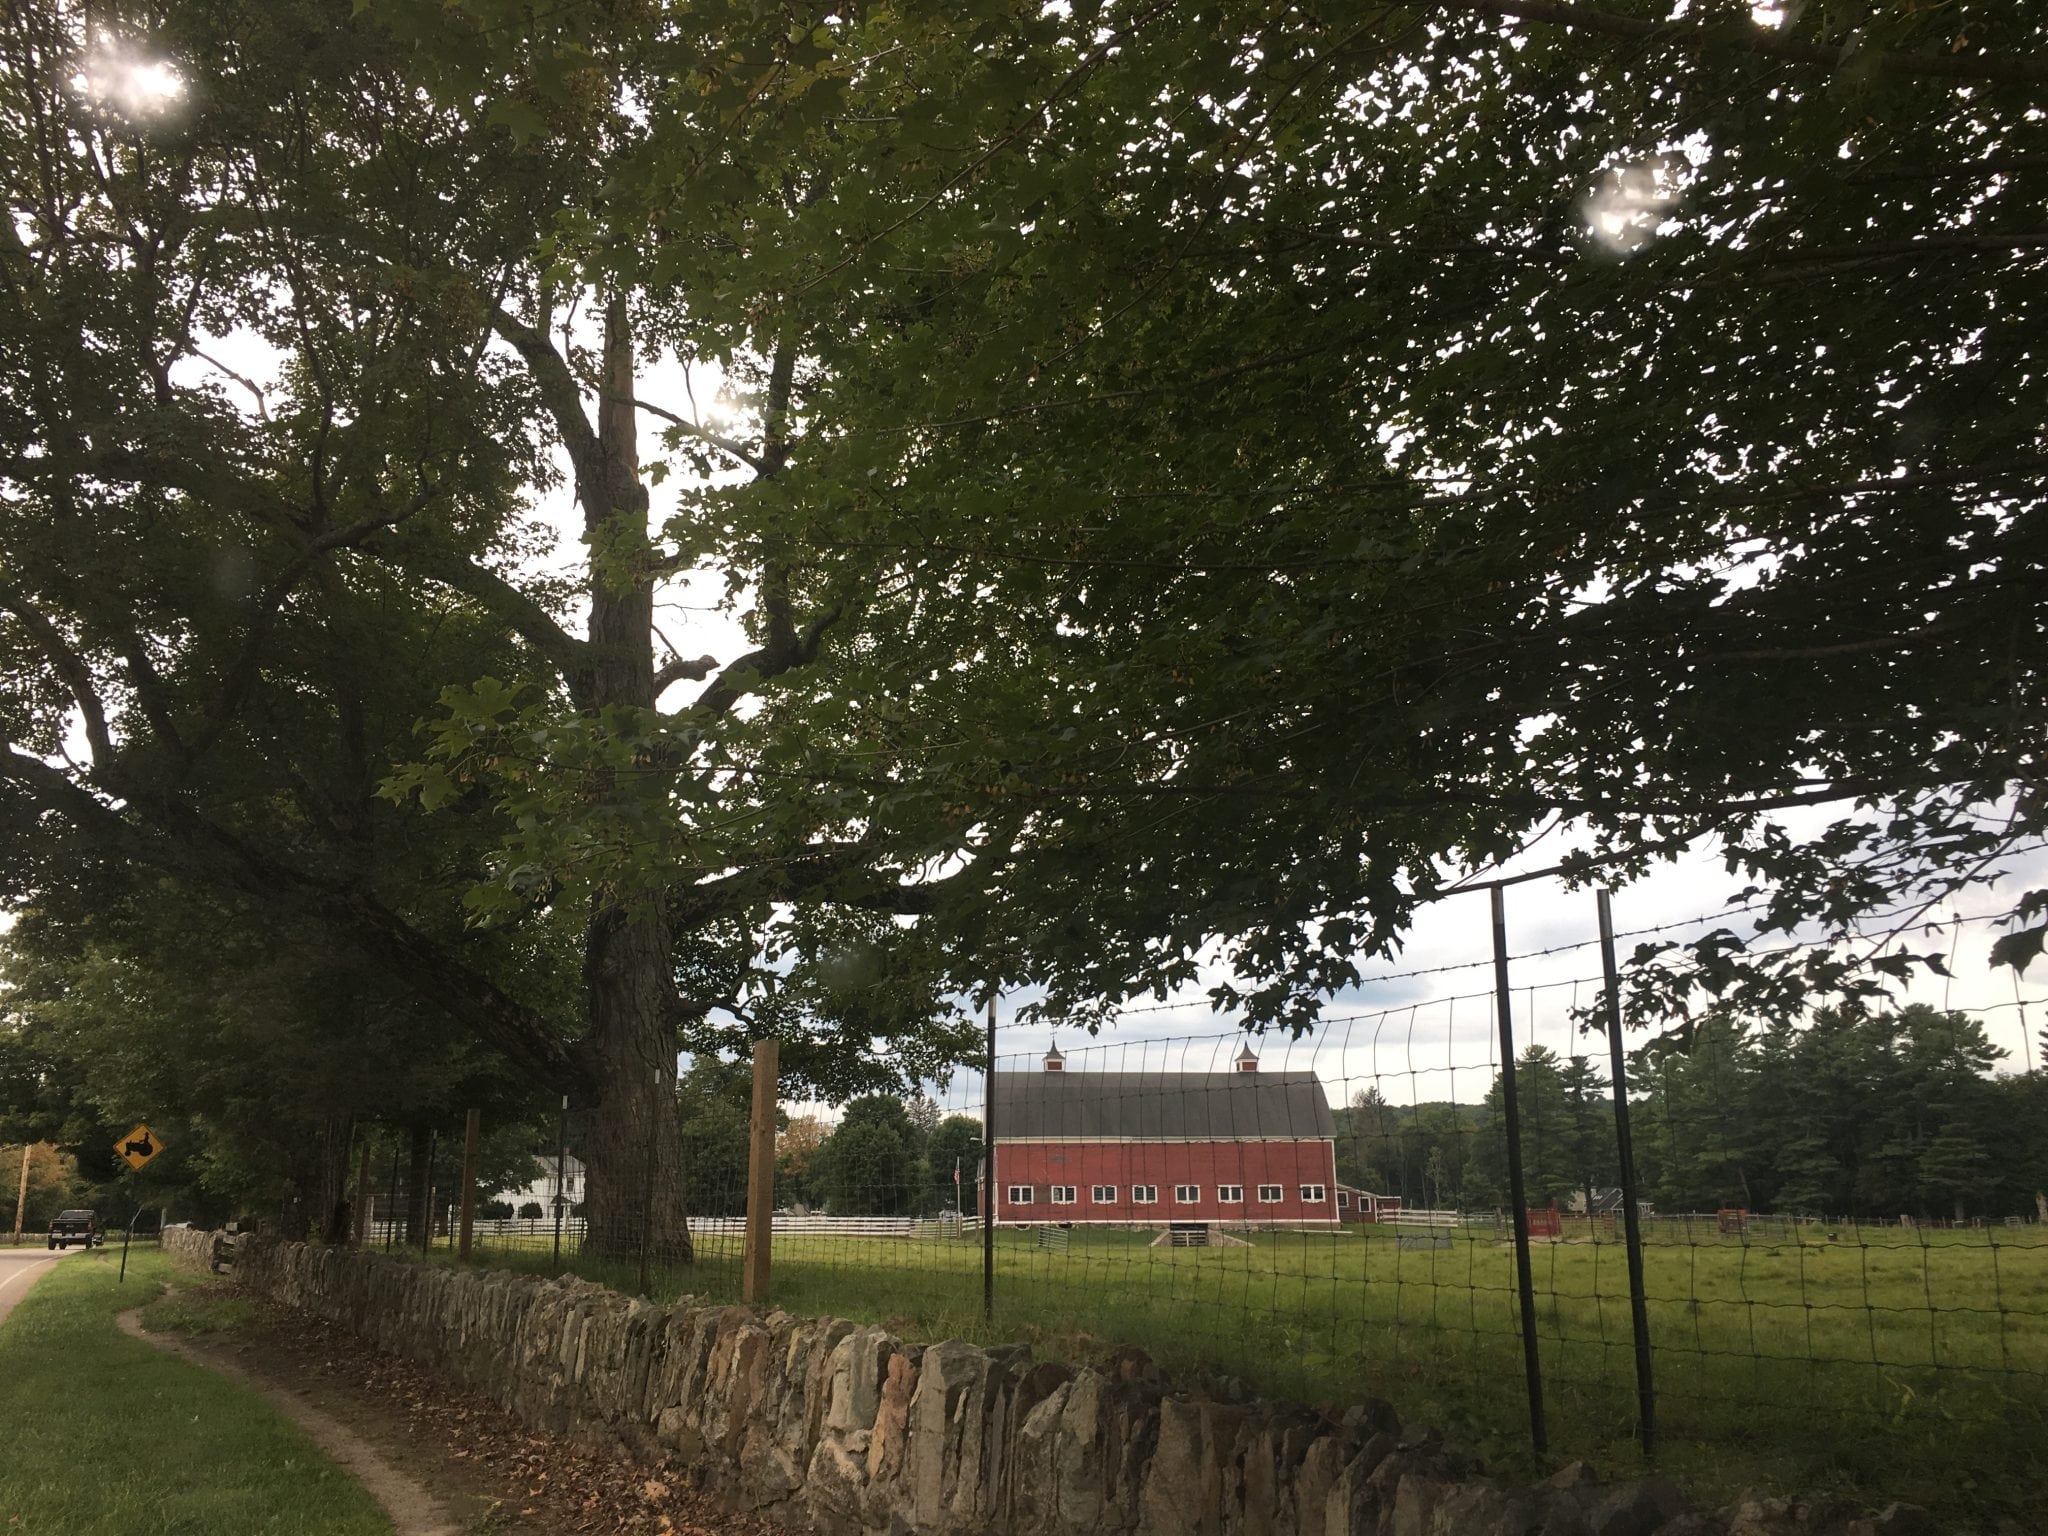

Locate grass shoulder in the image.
[138,1268,260,1335]
[0,1249,392,1536]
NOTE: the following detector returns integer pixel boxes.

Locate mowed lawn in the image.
[469,1220,2048,1523]
[0,1248,391,1536]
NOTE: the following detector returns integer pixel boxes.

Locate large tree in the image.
[4,0,2045,1263]
[402,0,2048,1037]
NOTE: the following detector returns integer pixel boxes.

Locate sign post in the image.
[112,1124,165,1284]
[118,1201,142,1283]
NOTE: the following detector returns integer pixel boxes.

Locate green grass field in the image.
[463,1219,2048,1527]
[0,1248,392,1536]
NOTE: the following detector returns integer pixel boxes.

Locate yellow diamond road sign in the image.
[116,1123,164,1172]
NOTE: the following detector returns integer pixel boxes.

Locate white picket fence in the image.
[1381,1209,1466,1228]
[690,1215,971,1240]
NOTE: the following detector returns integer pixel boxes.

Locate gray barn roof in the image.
[991,1071,1335,1142]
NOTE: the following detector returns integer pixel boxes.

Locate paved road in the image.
[0,1244,74,1330]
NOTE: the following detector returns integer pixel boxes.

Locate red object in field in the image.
[1526,1201,1562,1239]
[1338,1186,1402,1223]
[1718,1206,1749,1235]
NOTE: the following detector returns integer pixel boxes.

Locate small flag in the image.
[953,1157,961,1186]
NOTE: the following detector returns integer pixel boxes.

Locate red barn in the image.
[1336,1185,1404,1223]
[986,1042,1340,1229]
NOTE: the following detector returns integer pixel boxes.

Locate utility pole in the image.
[11,1142,33,1241]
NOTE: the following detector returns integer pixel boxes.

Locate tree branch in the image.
[190,486,449,760]
[1430,0,2048,87]
[1700,612,1988,663]
[365,531,593,707]
[488,304,601,490]
[0,585,113,768]
[634,399,768,476]
[653,653,719,695]
[0,742,589,1095]
[683,599,845,719]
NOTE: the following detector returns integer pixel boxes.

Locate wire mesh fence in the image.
[364,887,2048,1505]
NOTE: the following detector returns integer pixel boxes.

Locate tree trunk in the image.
[319,1113,355,1245]
[404,1123,431,1247]
[574,296,692,1264]
[280,1115,352,1241]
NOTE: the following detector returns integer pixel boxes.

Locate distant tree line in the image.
[1338,1006,2048,1222]
[672,1060,982,1220]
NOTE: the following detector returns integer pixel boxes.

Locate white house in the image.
[491,1153,585,1217]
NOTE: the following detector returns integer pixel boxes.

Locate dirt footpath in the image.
[129,1289,780,1536]
[118,1305,463,1535]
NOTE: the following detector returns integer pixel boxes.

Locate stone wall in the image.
[169,1233,1919,1536]
[160,1224,215,1271]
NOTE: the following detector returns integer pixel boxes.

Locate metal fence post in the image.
[352,1134,373,1247]
[983,991,996,1324]
[421,1128,436,1256]
[554,1094,568,1272]
[1598,889,1658,1455]
[744,1039,780,1305]
[457,1108,480,1262]
[1491,884,1549,1456]
[384,1142,400,1252]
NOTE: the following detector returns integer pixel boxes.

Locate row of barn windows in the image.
[1007,1184,1329,1205]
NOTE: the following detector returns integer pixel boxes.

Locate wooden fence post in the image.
[743,1040,780,1305]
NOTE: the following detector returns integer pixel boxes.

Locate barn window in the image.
[1050,1185,1077,1204]
[1008,1186,1035,1205]
[1338,1192,1351,1209]
[1174,1184,1199,1203]
[1091,1185,1117,1203]
[1300,1184,1328,1203]
[1132,1185,1158,1204]
[1257,1184,1283,1203]
[1218,1185,1243,1203]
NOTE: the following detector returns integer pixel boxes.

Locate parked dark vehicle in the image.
[48,1209,103,1250]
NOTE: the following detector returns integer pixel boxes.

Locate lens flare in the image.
[1578,156,1684,256]
[70,43,186,118]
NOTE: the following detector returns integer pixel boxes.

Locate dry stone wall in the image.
[170,1233,1923,1536]
[161,1225,215,1270]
